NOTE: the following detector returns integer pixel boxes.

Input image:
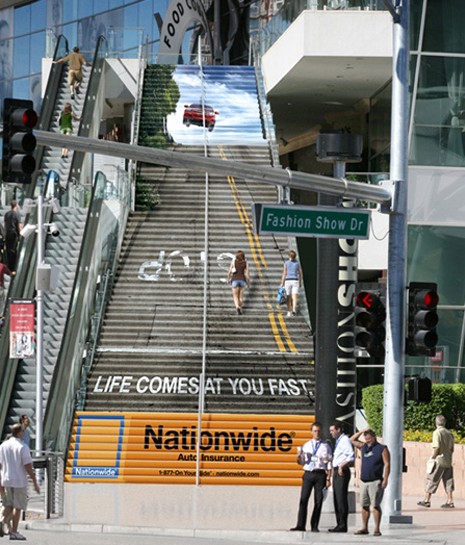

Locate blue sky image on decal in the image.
[167,65,266,145]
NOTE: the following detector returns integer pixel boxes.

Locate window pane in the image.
[78,0,93,19]
[13,36,29,78]
[30,32,45,73]
[423,0,465,53]
[14,4,31,36]
[406,309,463,382]
[31,0,46,33]
[408,225,465,306]
[410,56,465,167]
[63,0,78,24]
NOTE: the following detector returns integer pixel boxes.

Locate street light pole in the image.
[383,0,410,523]
[35,194,44,455]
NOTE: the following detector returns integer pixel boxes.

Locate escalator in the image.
[0,36,108,444]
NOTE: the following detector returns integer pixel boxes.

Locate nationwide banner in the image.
[66,412,315,485]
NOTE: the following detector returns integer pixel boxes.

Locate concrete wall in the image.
[62,442,465,529]
[402,441,465,500]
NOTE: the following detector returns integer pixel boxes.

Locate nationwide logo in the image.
[144,425,293,452]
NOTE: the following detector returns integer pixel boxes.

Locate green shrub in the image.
[362,382,465,441]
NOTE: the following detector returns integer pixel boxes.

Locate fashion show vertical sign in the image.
[9,299,35,358]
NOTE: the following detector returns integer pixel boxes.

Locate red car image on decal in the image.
[183,103,219,131]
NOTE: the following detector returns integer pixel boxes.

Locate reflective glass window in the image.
[124,5,138,28]
[63,1,78,23]
[410,55,465,167]
[138,0,154,39]
[62,22,78,49]
[423,0,465,53]
[12,35,29,78]
[12,76,28,99]
[95,1,110,14]
[30,32,45,73]
[409,0,422,52]
[408,225,465,306]
[78,0,93,19]
[31,0,46,32]
[14,4,31,36]
[406,309,463,383]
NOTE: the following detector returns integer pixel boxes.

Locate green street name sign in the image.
[253,204,371,239]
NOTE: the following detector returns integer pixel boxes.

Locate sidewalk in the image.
[22,495,465,545]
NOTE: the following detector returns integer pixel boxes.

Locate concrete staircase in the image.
[84,145,315,415]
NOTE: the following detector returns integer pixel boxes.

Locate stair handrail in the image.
[128,41,147,210]
[43,169,130,452]
[0,173,55,438]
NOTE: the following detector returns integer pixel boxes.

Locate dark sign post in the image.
[314,133,363,435]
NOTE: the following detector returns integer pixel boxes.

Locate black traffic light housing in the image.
[2,98,38,184]
[407,377,432,403]
[406,282,439,356]
[355,290,386,357]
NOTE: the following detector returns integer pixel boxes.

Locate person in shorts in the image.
[58,102,81,158]
[350,428,390,537]
[227,250,250,315]
[418,414,455,509]
[53,46,90,99]
[280,250,302,317]
[0,424,40,540]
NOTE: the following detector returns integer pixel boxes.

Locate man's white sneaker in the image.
[287,311,292,317]
[10,532,27,540]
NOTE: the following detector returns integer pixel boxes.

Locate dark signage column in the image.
[314,134,362,434]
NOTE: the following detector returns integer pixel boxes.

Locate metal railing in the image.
[44,168,130,453]
[29,452,65,520]
[258,0,388,55]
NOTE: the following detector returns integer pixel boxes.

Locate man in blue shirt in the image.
[350,428,390,537]
[329,421,354,533]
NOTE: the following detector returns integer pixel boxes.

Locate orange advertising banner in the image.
[66,412,314,485]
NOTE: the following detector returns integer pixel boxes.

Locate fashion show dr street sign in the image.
[252,204,371,239]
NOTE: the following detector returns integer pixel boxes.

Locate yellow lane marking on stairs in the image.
[268,312,286,352]
[277,313,297,352]
[218,145,297,353]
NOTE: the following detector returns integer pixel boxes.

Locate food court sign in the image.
[67,412,314,485]
[158,0,212,63]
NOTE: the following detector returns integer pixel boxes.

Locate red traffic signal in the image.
[407,282,439,356]
[355,290,386,356]
[2,98,38,184]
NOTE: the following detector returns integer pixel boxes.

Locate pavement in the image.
[17,495,465,545]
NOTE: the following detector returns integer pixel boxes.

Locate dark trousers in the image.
[5,232,18,272]
[332,466,351,530]
[296,470,326,530]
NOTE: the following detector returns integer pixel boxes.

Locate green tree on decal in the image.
[139,64,181,148]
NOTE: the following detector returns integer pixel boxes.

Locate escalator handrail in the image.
[67,36,108,190]
[28,35,70,198]
[43,169,128,451]
[0,173,55,438]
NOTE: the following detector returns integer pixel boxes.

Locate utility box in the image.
[316,133,363,163]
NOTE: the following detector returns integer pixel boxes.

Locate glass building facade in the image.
[1,0,464,381]
[406,0,465,382]
[0,0,179,111]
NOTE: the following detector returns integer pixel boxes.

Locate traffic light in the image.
[406,282,439,356]
[2,98,38,184]
[407,377,432,403]
[355,290,386,357]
